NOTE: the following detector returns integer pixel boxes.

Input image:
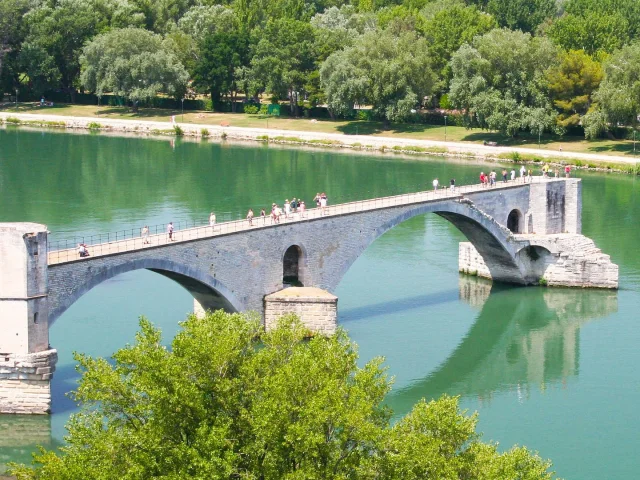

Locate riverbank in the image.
[2,111,639,174]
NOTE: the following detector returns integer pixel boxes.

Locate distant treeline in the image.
[1,0,640,137]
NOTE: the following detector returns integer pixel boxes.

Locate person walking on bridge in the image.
[167,222,175,241]
[209,212,216,227]
[141,225,150,245]
[432,178,439,191]
[247,208,254,226]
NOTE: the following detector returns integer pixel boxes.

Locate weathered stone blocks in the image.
[264,287,337,335]
[0,349,58,414]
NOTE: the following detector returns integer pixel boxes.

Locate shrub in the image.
[200,128,210,137]
[244,104,259,114]
[87,122,102,129]
[5,117,20,124]
[173,125,184,136]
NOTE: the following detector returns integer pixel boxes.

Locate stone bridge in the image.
[0,177,619,413]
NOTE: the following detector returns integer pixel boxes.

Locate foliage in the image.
[244,104,259,114]
[0,0,29,86]
[80,27,189,105]
[485,0,556,33]
[20,0,104,94]
[449,28,559,136]
[9,311,554,479]
[546,49,603,128]
[583,42,640,138]
[546,12,629,57]
[193,29,250,108]
[321,29,435,122]
[419,0,496,87]
[250,18,317,116]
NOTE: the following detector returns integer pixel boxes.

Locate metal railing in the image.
[47,175,558,265]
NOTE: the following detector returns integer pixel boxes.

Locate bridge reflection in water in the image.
[389,276,618,416]
[0,415,58,474]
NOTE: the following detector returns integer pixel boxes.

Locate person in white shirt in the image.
[432,178,439,191]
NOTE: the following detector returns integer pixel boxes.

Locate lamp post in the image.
[181,98,184,123]
[444,115,448,142]
[538,129,541,148]
[15,88,18,108]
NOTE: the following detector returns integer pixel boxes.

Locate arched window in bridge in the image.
[507,209,523,234]
[283,245,303,286]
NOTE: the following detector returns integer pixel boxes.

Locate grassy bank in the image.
[3,102,640,159]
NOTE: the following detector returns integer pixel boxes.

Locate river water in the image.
[0,128,638,478]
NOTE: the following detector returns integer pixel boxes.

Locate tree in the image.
[419,0,496,88]
[80,28,188,108]
[583,42,640,138]
[20,0,104,99]
[320,29,436,122]
[176,5,237,44]
[448,28,560,136]
[546,12,629,56]
[546,49,603,128]
[250,18,317,116]
[485,0,556,33]
[193,30,250,110]
[0,0,29,87]
[9,311,555,479]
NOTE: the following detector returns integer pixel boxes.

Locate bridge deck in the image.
[47,177,555,265]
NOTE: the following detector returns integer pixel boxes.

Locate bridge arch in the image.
[48,258,244,324]
[283,244,305,286]
[324,200,526,292]
[507,209,523,233]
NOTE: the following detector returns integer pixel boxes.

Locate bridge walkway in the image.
[47,176,554,265]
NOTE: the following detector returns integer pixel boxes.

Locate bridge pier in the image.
[459,236,618,288]
[0,224,57,414]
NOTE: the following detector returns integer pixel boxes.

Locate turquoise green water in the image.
[1,128,639,478]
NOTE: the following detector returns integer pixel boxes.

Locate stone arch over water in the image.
[48,258,243,324]
[320,200,527,293]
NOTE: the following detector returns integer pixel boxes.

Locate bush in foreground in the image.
[10,311,554,479]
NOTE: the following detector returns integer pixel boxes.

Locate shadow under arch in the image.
[388,281,618,416]
[48,258,243,325]
[327,200,525,293]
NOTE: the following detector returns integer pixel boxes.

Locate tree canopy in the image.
[5,0,640,137]
[80,27,189,104]
[449,28,559,136]
[321,29,435,122]
[9,311,554,479]
[583,42,640,138]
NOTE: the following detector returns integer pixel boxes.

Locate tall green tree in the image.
[250,18,317,115]
[419,0,496,88]
[9,311,555,479]
[485,0,556,33]
[546,49,602,128]
[80,27,188,108]
[583,42,640,138]
[0,0,29,88]
[546,12,629,56]
[20,0,104,98]
[193,30,250,110]
[321,29,436,122]
[449,28,560,136]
